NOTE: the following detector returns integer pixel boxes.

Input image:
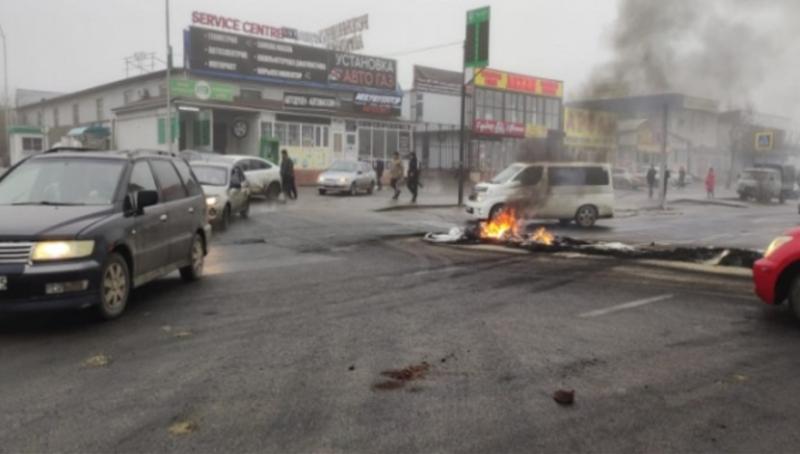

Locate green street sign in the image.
[465,6,490,68]
[170,79,236,102]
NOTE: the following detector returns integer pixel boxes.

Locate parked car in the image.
[754,228,800,319]
[755,163,797,200]
[196,154,282,200]
[466,162,615,227]
[612,168,640,190]
[317,160,377,195]
[0,148,210,320]
[190,161,251,231]
[737,168,783,203]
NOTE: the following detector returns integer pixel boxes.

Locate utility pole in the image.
[165,0,173,153]
[660,103,668,209]
[457,42,467,206]
[0,24,9,165]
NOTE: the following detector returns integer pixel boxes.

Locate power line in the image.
[380,40,462,58]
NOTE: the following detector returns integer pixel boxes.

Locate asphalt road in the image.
[2,190,800,453]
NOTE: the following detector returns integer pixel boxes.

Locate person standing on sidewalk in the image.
[389,152,404,201]
[647,165,657,199]
[662,168,671,199]
[407,152,420,203]
[705,167,716,199]
[374,159,384,191]
[678,166,686,189]
[280,149,297,200]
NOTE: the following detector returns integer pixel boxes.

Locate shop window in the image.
[315,126,322,147]
[415,93,424,121]
[288,124,300,146]
[386,130,399,159]
[371,128,385,160]
[334,133,342,153]
[302,124,314,147]
[22,137,43,152]
[323,127,329,148]
[274,123,287,144]
[261,122,273,139]
[358,128,371,158]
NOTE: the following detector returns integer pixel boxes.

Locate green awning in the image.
[68,125,110,138]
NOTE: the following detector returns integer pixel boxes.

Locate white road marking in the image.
[579,294,674,318]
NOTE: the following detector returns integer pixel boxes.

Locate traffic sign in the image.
[465,6,490,68]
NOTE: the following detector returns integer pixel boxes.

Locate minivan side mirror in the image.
[136,190,159,215]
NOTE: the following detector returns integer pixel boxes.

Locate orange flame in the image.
[530,227,555,246]
[480,208,520,240]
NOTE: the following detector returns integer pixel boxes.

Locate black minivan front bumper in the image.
[0,260,102,312]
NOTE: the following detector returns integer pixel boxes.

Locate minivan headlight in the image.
[31,241,95,261]
[206,196,218,207]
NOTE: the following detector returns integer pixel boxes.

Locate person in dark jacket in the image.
[406,152,420,203]
[374,159,384,191]
[646,165,657,199]
[280,149,297,200]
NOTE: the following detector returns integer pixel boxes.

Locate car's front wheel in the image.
[97,253,130,320]
[180,233,205,282]
[575,205,598,228]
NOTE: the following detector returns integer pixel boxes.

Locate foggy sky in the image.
[0,0,615,99]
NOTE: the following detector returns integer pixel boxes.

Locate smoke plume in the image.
[583,0,800,121]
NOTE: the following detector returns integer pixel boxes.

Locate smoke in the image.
[583,0,800,121]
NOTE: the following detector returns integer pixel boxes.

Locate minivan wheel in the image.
[575,205,598,228]
[488,204,505,221]
[180,234,205,282]
[97,253,130,320]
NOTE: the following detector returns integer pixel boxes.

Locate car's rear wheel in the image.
[96,253,130,320]
[488,204,505,221]
[266,182,281,200]
[180,234,205,282]
[575,205,598,228]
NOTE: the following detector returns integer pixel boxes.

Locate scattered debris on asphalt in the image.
[83,354,111,368]
[348,365,355,371]
[424,220,761,269]
[553,389,576,405]
[372,362,431,391]
[168,420,198,436]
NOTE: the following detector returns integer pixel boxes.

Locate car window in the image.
[237,160,251,171]
[128,161,158,194]
[548,166,610,186]
[491,164,525,184]
[231,167,244,186]
[150,159,188,202]
[173,159,201,196]
[249,159,269,170]
[515,166,543,186]
[192,165,228,186]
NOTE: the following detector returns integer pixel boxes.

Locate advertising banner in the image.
[283,93,340,110]
[170,79,236,102]
[352,92,402,116]
[563,108,617,149]
[188,26,396,92]
[473,119,525,138]
[413,66,461,96]
[474,68,563,98]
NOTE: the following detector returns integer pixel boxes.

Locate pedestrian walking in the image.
[705,167,716,199]
[678,166,686,189]
[646,165,657,199]
[389,152,404,200]
[280,149,298,200]
[374,159,384,191]
[663,169,671,199]
[407,152,419,203]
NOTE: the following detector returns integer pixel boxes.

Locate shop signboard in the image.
[465,6,490,68]
[473,119,525,138]
[563,108,617,149]
[187,26,396,91]
[284,93,340,110]
[170,79,236,102]
[352,92,402,116]
[413,65,461,96]
[524,123,548,139]
[474,69,563,98]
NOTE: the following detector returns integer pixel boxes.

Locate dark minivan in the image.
[0,148,211,319]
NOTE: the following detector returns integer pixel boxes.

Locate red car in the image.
[754,227,800,318]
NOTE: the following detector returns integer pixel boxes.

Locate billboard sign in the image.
[170,79,236,102]
[353,92,402,116]
[187,26,396,91]
[474,69,563,98]
[473,119,525,138]
[284,93,340,110]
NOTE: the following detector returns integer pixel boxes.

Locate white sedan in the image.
[204,154,283,199]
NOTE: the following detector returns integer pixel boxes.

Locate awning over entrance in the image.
[68,125,110,138]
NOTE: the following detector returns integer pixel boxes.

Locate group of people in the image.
[646,164,717,199]
[279,149,422,203]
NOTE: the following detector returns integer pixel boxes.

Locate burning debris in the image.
[477,208,556,246]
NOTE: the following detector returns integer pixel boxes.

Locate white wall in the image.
[116,112,163,150]
[420,92,460,126]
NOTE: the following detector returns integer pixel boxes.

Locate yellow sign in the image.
[525,123,548,139]
[474,68,563,98]
[755,131,774,152]
[564,108,617,150]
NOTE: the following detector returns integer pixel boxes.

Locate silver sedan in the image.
[317,161,377,195]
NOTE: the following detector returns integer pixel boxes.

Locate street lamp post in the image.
[0,24,9,165]
[165,0,173,153]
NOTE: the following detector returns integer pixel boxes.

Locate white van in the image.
[465,162,615,227]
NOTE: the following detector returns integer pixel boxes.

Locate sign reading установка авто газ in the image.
[187,26,396,91]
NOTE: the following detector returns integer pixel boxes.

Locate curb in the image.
[670,198,748,209]
[375,204,460,213]
[424,241,753,280]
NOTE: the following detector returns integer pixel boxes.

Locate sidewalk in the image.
[615,185,743,211]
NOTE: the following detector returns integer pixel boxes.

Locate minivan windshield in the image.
[328,161,359,172]
[0,158,125,206]
[491,164,525,184]
[192,165,229,187]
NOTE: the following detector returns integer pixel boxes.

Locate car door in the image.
[127,160,169,279]
[149,159,191,266]
[358,162,371,189]
[245,158,273,194]
[172,158,204,251]
[513,165,545,215]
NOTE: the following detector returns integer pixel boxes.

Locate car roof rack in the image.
[43,146,96,154]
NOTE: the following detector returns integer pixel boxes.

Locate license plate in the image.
[0,276,6,291]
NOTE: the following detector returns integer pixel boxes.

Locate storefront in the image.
[563,107,617,163]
